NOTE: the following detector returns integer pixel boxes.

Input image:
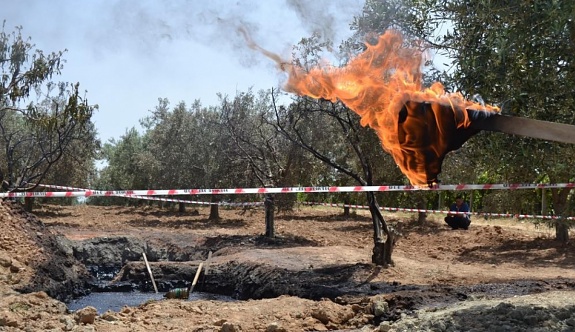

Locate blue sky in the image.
[3,0,364,143]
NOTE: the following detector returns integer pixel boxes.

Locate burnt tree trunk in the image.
[209,195,220,220]
[264,194,275,237]
[367,192,394,266]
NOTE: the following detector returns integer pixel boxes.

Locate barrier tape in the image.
[300,201,575,221]
[20,184,573,221]
[34,184,263,207]
[3,182,575,198]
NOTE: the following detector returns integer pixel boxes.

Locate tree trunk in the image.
[551,188,571,243]
[417,195,426,224]
[24,197,34,212]
[264,194,275,237]
[209,195,220,220]
[556,220,569,243]
[437,192,444,210]
[541,188,548,215]
[343,205,350,218]
[343,195,350,218]
[178,202,185,213]
[366,192,394,266]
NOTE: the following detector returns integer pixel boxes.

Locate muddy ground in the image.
[1,201,574,331]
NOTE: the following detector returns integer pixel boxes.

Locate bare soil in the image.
[1,202,574,331]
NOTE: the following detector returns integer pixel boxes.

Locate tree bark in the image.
[209,195,220,220]
[264,194,275,237]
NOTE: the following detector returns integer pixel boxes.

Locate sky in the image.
[3,0,365,143]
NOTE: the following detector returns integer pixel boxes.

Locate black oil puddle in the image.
[67,291,234,314]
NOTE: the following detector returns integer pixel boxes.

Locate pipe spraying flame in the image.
[241,28,499,185]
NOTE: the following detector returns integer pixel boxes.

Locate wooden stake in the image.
[204,251,213,276]
[189,262,204,294]
[142,253,158,293]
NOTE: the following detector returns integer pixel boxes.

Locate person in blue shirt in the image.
[444,195,471,230]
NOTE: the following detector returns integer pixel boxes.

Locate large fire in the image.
[243,29,500,185]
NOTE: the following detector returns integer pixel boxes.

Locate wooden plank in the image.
[142,253,158,293]
[189,262,204,293]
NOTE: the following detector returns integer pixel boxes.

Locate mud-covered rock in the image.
[72,236,147,267]
[203,261,376,300]
[220,321,240,332]
[69,234,208,276]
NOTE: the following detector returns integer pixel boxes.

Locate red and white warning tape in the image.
[3,182,575,198]
[300,201,575,220]
[11,184,571,221]
[33,184,263,207]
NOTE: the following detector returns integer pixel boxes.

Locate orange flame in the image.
[243,29,500,185]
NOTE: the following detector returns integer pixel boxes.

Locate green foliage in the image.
[0,23,98,193]
[436,0,575,217]
[0,25,64,104]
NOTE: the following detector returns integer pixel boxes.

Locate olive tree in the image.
[0,24,97,210]
[220,89,312,236]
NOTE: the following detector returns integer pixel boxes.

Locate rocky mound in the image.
[0,201,92,302]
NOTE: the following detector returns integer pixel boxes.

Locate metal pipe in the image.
[467,110,575,144]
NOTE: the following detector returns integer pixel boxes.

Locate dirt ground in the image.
[1,202,575,331]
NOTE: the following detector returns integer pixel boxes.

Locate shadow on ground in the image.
[276,213,372,223]
[203,233,321,249]
[456,237,575,268]
[125,217,248,229]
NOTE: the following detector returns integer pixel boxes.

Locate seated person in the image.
[444,195,471,230]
